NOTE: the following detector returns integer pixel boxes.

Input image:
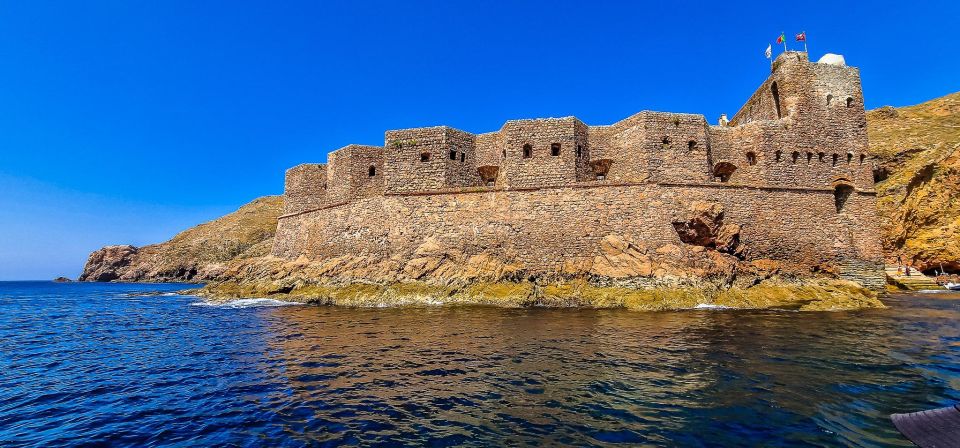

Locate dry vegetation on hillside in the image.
[868,92,960,273]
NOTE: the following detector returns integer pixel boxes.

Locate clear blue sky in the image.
[1,0,957,280]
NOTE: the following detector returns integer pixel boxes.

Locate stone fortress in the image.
[273,51,884,290]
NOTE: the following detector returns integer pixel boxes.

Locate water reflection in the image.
[258,296,960,446]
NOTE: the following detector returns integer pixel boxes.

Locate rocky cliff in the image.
[79,196,282,282]
[868,92,960,273]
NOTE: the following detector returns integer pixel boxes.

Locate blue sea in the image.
[1,281,959,447]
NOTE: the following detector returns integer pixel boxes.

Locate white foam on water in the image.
[191,298,303,308]
[693,303,733,310]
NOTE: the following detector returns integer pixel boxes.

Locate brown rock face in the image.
[79,245,139,282]
[671,201,745,258]
[868,92,960,273]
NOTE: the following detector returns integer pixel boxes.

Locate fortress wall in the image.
[444,127,479,187]
[589,116,648,182]
[574,120,592,181]
[642,113,713,183]
[283,164,327,214]
[501,118,580,188]
[384,127,448,193]
[325,149,353,204]
[474,132,502,168]
[349,145,385,199]
[273,184,882,283]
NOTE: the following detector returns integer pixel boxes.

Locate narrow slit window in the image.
[827,94,833,106]
[771,82,782,118]
[746,152,757,166]
[832,153,839,166]
[368,166,376,177]
[792,151,800,163]
[775,150,782,162]
[807,152,813,163]
[460,153,465,163]
[551,143,561,156]
[576,145,583,158]
[449,149,457,160]
[859,154,866,165]
[847,153,853,164]
[818,152,825,162]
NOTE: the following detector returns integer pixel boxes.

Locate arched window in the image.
[792,151,800,163]
[368,166,376,177]
[713,162,737,182]
[832,153,839,166]
[847,153,853,164]
[827,94,833,106]
[834,184,854,212]
[688,140,697,150]
[550,143,561,156]
[420,152,431,162]
[775,150,782,162]
[846,97,854,108]
[771,81,782,118]
[522,144,532,158]
[746,152,757,166]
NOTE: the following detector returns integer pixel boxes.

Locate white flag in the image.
[765,44,772,59]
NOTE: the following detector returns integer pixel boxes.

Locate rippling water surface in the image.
[2,281,960,447]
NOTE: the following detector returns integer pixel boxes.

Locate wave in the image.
[693,303,733,310]
[190,298,304,308]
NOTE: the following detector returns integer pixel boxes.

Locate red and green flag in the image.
[776,33,785,44]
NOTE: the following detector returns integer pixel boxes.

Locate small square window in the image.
[420,152,430,162]
[551,143,560,156]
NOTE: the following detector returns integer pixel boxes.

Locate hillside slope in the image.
[868,92,960,273]
[79,196,283,282]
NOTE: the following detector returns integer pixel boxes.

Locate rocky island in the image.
[84,51,960,311]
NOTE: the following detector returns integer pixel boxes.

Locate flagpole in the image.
[803,31,808,53]
[782,31,787,52]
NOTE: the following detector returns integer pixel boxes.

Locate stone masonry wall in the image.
[273,183,883,286]
[283,164,327,214]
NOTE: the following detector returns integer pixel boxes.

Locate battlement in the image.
[282,52,873,216]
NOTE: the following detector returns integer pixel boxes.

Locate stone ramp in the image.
[885,265,941,290]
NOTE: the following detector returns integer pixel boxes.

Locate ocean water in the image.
[2,282,959,447]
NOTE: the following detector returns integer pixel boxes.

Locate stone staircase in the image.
[885,265,942,290]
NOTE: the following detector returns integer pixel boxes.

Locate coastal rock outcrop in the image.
[79,196,282,282]
[79,245,139,282]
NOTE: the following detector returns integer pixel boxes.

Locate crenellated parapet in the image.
[282,51,875,218]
